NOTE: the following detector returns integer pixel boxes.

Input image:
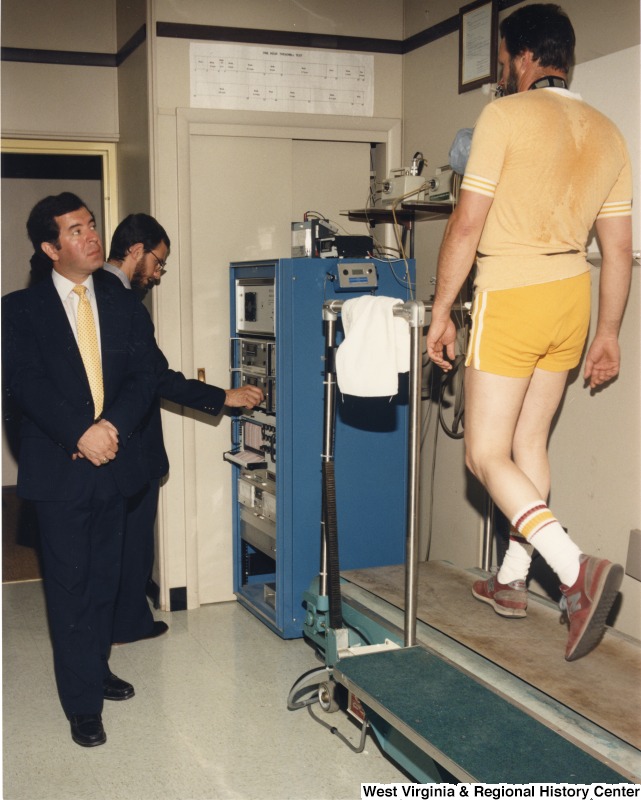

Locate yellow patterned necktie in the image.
[72,285,104,419]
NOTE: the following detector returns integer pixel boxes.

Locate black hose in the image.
[323,460,343,630]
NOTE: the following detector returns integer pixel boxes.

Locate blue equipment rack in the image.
[228,257,415,638]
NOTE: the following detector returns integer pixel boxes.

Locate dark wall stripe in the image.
[1,46,116,67]
[403,0,522,53]
[116,24,147,67]
[156,22,403,55]
[1,1,525,68]
[402,15,459,54]
[0,24,145,68]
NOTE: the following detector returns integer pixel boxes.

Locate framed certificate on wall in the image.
[459,0,498,93]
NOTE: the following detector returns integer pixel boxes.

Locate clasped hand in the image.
[74,420,119,466]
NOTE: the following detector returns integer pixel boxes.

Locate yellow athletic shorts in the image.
[465,272,591,377]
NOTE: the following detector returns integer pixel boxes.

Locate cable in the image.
[286,666,331,710]
[421,286,472,558]
[368,255,415,293]
[306,703,370,753]
[420,359,438,561]
[438,355,466,439]
[343,620,374,647]
[426,399,440,561]
[374,246,402,259]
[388,180,430,300]
[363,179,424,280]
[287,663,371,753]
[436,284,472,439]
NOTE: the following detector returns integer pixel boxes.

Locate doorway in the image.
[1,139,118,582]
[166,110,401,609]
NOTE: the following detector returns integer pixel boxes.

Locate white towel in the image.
[335,295,410,397]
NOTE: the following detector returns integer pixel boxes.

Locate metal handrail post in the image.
[480,494,494,572]
[321,299,425,646]
[400,301,425,647]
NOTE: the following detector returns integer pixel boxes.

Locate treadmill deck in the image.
[341,560,641,751]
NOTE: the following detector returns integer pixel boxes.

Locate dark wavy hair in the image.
[500,4,575,72]
[26,192,91,251]
[108,213,170,262]
[26,192,93,283]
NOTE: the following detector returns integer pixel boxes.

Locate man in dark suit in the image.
[103,214,263,644]
[2,193,159,748]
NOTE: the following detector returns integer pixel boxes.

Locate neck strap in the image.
[529,75,568,91]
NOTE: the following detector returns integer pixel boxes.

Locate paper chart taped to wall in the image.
[190,43,374,116]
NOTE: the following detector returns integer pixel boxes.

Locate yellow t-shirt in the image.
[461,88,633,292]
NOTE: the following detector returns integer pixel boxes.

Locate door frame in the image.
[167,109,401,609]
[1,138,119,242]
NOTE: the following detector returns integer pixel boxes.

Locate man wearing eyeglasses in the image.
[103,213,263,644]
[105,213,170,292]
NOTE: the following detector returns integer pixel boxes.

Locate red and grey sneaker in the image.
[560,554,623,662]
[472,569,528,618]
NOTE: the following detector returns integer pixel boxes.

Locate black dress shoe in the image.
[69,714,106,747]
[112,620,168,645]
[144,621,169,640]
[103,673,135,701]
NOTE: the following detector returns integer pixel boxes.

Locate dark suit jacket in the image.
[2,269,158,501]
[100,269,227,479]
[144,359,226,478]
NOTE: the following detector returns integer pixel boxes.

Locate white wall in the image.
[155,0,404,39]
[572,47,640,252]
[2,0,117,52]
[114,42,151,213]
[1,0,119,141]
[1,63,119,142]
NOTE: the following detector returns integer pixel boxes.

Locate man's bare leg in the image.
[464,365,582,585]
[463,366,623,660]
[463,366,566,517]
[499,367,569,583]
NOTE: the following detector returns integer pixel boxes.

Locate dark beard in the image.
[131,257,156,291]
[504,60,519,95]
[131,272,149,290]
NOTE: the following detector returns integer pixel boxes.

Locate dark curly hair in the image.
[108,213,170,262]
[500,4,575,73]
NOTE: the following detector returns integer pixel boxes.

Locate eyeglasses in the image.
[148,250,167,274]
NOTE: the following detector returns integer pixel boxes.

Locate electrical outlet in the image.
[625,529,641,581]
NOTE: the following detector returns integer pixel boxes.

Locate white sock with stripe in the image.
[497,532,533,585]
[511,501,582,587]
